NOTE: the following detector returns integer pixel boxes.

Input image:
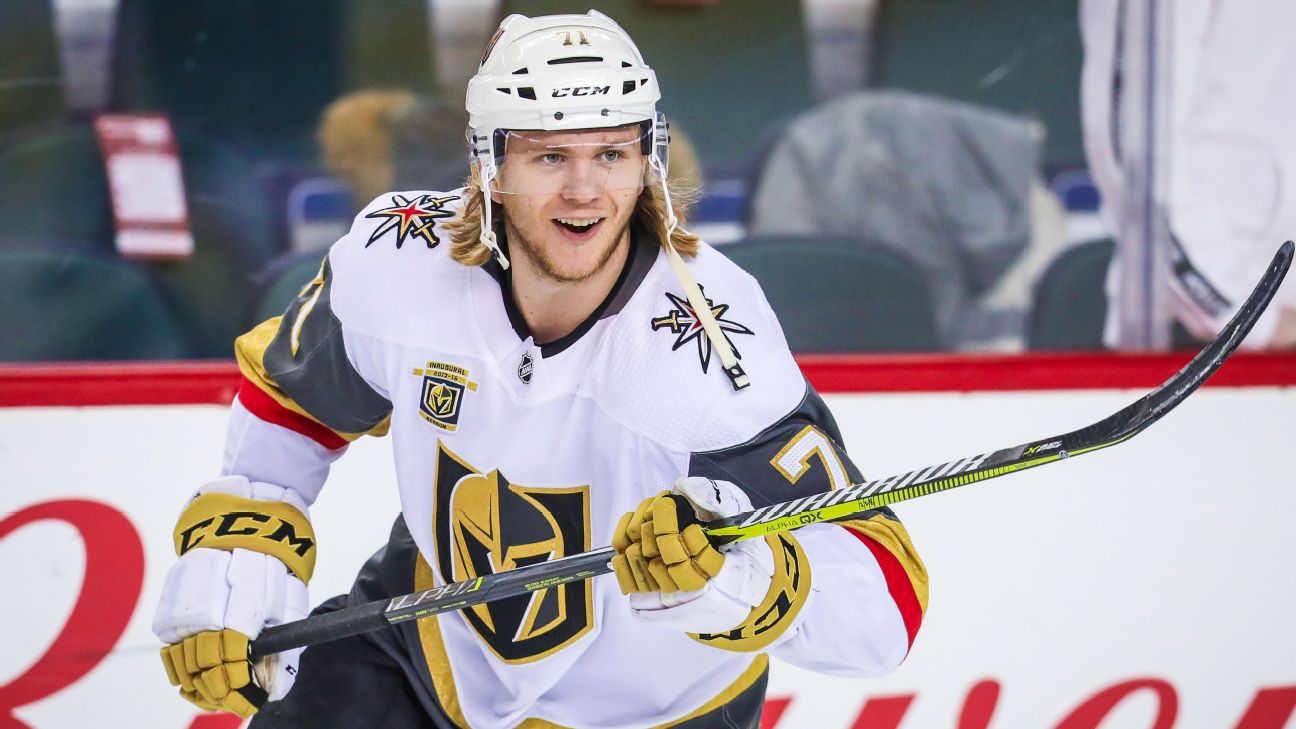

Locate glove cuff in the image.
[688,532,811,652]
[173,478,317,583]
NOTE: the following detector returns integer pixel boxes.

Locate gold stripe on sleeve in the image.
[234,317,390,441]
[838,515,929,613]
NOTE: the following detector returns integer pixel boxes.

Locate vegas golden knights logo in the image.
[432,442,592,663]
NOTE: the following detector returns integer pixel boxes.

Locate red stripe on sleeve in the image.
[843,528,924,652]
[236,376,349,451]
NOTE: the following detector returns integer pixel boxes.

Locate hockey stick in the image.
[249,241,1293,661]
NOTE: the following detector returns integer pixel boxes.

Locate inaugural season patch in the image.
[412,360,478,432]
[365,194,460,249]
[651,288,754,373]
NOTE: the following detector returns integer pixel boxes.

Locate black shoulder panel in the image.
[262,257,392,434]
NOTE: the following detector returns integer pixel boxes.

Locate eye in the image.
[540,152,564,164]
[599,150,623,163]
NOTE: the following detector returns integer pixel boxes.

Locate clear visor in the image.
[490,125,657,196]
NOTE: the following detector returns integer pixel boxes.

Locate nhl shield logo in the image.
[517,352,534,384]
[412,361,478,431]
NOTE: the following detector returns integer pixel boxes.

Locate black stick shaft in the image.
[251,548,615,660]
[250,600,388,659]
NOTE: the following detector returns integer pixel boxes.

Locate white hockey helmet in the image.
[465,10,670,268]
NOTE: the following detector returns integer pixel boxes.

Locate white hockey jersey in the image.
[227,189,927,728]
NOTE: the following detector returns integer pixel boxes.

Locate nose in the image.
[560,160,601,203]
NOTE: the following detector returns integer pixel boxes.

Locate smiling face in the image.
[494,125,647,283]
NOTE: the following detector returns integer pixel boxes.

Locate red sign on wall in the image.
[93,114,194,260]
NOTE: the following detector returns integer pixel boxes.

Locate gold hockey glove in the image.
[160,628,267,717]
[612,478,813,651]
[611,491,726,594]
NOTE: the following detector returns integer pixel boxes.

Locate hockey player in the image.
[153,11,927,728]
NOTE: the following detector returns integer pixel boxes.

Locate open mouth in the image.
[555,217,604,237]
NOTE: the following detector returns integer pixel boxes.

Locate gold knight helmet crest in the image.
[432,442,593,663]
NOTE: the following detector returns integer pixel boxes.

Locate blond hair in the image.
[444,170,701,267]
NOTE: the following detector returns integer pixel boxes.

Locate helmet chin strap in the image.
[477,170,510,271]
[651,154,750,391]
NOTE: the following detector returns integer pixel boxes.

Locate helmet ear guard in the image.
[467,129,493,180]
[652,111,669,181]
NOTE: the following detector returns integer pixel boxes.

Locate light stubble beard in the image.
[504,217,633,284]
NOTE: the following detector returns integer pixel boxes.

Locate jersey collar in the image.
[483,221,657,358]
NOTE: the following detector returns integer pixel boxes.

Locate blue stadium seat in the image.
[0,242,186,361]
[722,235,942,353]
[1027,238,1114,350]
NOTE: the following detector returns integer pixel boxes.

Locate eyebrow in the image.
[521,141,641,156]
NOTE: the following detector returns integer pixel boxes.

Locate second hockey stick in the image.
[250,241,1293,661]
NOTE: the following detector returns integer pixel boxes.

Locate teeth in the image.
[557,218,601,227]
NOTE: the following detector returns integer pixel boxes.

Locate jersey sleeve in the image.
[227,253,393,504]
[688,383,928,676]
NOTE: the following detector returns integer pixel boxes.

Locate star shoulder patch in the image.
[365,193,460,249]
[650,288,754,373]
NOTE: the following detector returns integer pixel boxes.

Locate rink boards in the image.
[1,357,1293,729]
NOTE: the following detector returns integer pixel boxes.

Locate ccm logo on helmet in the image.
[552,85,611,98]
